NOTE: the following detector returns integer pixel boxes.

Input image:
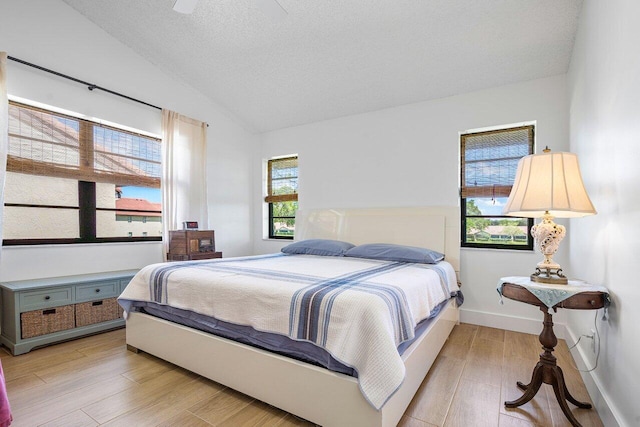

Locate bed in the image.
[121,206,461,427]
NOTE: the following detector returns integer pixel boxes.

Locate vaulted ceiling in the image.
[62,0,583,133]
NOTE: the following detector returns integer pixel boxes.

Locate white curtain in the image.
[0,53,8,262]
[161,110,208,259]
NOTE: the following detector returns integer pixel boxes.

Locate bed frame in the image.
[126,206,460,427]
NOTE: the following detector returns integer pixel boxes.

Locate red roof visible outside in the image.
[116,198,161,217]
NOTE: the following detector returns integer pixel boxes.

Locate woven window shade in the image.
[460,125,534,199]
[7,101,161,187]
[265,156,298,203]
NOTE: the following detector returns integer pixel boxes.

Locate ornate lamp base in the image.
[531,267,568,285]
[531,212,568,285]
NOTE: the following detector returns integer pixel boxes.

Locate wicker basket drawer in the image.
[75,298,120,327]
[21,305,75,339]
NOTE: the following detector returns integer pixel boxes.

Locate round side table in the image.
[501,281,607,427]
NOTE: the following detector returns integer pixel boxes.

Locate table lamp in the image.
[502,147,596,284]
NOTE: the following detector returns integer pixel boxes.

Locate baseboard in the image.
[459,308,567,338]
[565,326,622,427]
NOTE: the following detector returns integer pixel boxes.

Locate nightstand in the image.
[498,277,608,427]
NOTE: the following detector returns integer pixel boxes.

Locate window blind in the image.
[265,156,298,203]
[460,125,534,199]
[7,101,161,188]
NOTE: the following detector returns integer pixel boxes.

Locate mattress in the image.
[119,253,461,409]
[123,296,458,377]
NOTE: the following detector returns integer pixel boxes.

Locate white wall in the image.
[254,74,571,332]
[566,1,640,425]
[0,0,257,281]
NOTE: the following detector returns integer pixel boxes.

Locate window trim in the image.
[265,155,298,240]
[460,124,535,250]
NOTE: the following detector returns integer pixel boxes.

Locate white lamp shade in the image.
[502,151,596,218]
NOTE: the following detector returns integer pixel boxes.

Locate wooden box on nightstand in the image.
[167,230,223,261]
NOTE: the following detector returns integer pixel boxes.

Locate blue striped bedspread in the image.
[118,253,460,409]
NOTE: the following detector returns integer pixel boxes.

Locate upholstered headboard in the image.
[295,206,460,274]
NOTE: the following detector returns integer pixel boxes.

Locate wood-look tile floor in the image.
[1,324,604,427]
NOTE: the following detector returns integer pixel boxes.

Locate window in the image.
[460,125,534,250]
[265,156,298,239]
[3,101,162,245]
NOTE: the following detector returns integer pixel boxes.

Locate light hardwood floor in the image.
[1,324,604,427]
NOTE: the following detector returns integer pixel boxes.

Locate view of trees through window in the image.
[464,198,530,246]
[271,201,298,237]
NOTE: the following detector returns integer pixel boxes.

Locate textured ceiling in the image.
[61,0,582,133]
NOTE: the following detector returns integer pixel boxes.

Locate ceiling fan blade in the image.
[255,0,287,22]
[173,0,198,14]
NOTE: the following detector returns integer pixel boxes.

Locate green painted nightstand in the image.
[1,270,138,355]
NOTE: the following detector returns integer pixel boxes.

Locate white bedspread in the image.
[119,253,459,409]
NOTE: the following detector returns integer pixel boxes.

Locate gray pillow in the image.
[344,243,444,264]
[281,239,355,256]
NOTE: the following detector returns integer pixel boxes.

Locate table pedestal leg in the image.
[504,307,592,427]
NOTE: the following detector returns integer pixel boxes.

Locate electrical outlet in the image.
[590,328,597,353]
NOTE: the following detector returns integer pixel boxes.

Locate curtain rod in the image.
[8,55,162,111]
